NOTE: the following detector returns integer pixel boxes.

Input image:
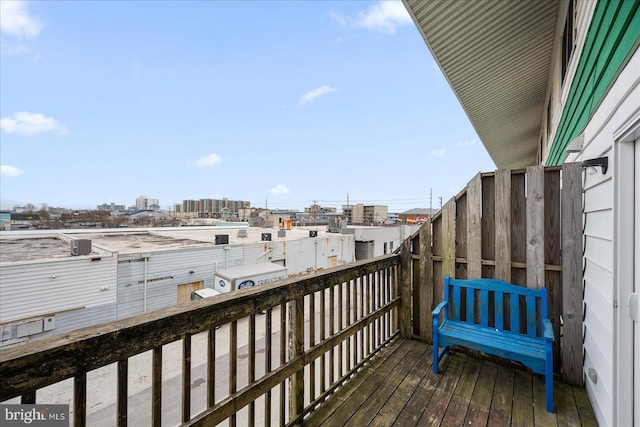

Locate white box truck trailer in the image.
[213,263,288,294]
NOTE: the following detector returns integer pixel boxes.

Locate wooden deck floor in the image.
[302,338,597,427]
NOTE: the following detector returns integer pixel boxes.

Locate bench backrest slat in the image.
[526,295,537,337]
[480,289,489,328]
[466,288,475,324]
[511,294,521,334]
[495,292,504,329]
[444,276,549,337]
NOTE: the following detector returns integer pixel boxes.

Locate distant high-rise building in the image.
[181,198,250,215]
[97,203,125,212]
[136,196,159,211]
[342,203,387,225]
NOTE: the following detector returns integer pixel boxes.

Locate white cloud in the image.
[194,153,222,167]
[0,112,67,135]
[1,165,24,177]
[0,42,31,56]
[457,140,477,147]
[431,149,445,158]
[330,1,412,35]
[0,0,42,39]
[299,85,337,106]
[269,184,290,195]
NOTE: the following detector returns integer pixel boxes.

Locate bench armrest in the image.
[432,300,448,318]
[543,319,554,341]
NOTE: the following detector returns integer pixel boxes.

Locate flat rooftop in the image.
[0,238,75,263]
[0,226,328,262]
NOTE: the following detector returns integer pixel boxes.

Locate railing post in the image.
[399,239,412,338]
[562,162,584,385]
[289,296,304,418]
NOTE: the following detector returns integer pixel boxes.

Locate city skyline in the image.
[1,1,496,213]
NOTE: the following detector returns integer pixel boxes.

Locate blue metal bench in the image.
[432,276,555,412]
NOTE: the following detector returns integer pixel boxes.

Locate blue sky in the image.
[0,0,496,213]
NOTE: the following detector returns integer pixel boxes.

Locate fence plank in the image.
[456,191,468,279]
[526,166,545,289]
[545,168,562,372]
[495,170,512,282]
[467,173,482,279]
[442,200,456,278]
[511,172,527,288]
[419,223,432,342]
[481,174,496,278]
[562,163,583,385]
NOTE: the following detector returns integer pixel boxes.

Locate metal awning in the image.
[404,0,561,169]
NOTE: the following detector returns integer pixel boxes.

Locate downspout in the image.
[143,256,148,312]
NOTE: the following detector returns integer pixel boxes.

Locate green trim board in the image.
[546,0,640,166]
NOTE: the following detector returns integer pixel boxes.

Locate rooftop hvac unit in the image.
[237,229,248,238]
[277,229,286,238]
[261,233,272,241]
[309,230,318,237]
[215,234,229,245]
[70,239,92,256]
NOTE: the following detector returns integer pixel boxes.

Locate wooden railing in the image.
[0,255,403,426]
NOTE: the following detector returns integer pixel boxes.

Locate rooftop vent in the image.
[277,229,286,238]
[215,234,229,245]
[261,233,272,241]
[237,229,248,238]
[70,239,92,256]
[309,230,318,238]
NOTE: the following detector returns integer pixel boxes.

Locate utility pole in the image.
[429,189,432,213]
[439,197,443,209]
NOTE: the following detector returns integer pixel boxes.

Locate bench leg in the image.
[545,351,554,412]
[433,332,440,373]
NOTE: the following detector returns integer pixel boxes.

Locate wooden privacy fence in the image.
[409,163,583,385]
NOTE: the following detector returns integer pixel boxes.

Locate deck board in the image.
[301,338,597,427]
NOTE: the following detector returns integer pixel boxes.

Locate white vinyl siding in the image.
[566,45,640,427]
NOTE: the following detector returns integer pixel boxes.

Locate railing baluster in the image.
[338,282,343,379]
[230,321,237,427]
[207,328,216,408]
[117,359,128,427]
[376,271,381,347]
[74,372,86,427]
[359,275,364,364]
[367,273,372,355]
[346,279,351,372]
[249,313,256,427]
[329,285,335,385]
[309,291,316,401]
[152,347,162,427]
[265,308,272,427]
[182,333,191,423]
[279,303,286,427]
[320,288,326,394]
[21,391,35,404]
